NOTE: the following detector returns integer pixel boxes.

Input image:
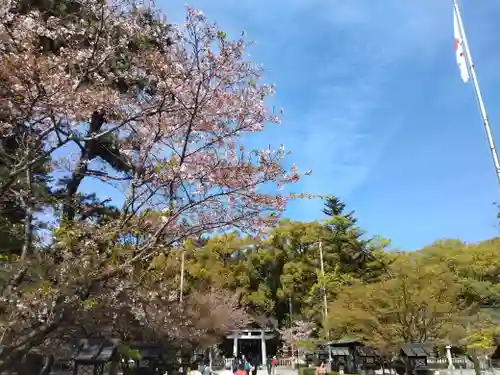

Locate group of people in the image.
[218,354,278,375]
[188,359,212,375]
[232,355,256,375]
[189,355,326,375]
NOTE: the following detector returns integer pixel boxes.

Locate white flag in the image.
[454,7,470,83]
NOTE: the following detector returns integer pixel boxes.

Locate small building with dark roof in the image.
[73,338,120,375]
[320,338,379,374]
[399,343,432,374]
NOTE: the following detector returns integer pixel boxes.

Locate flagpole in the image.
[453,0,500,186]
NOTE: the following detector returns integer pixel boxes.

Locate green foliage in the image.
[178,203,389,330]
[326,237,500,354]
[0,217,24,257]
[322,197,390,282]
[419,238,500,306]
[296,340,316,351]
[329,253,468,352]
[118,345,143,360]
[0,124,52,256]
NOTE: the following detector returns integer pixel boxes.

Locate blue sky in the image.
[155,0,500,250]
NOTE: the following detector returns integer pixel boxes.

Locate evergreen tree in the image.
[322,196,357,225]
[0,124,52,257]
[322,197,382,279]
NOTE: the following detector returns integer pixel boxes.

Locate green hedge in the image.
[299,367,314,375]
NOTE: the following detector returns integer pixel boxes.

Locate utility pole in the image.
[179,249,185,303]
[319,242,329,339]
[319,241,332,364]
[289,296,295,364]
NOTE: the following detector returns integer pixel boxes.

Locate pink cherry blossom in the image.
[0,0,310,369]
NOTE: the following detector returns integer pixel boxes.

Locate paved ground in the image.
[49,368,500,375]
[212,369,297,375]
[46,370,297,375]
[269,369,297,375]
[434,370,500,375]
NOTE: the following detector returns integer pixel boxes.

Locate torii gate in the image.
[226,329,275,366]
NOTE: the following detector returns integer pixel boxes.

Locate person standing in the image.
[315,362,326,375]
[234,356,244,374]
[271,356,278,375]
[266,357,272,375]
[202,361,211,375]
[235,363,247,375]
[252,359,258,375]
[220,363,234,375]
[243,357,250,375]
[248,356,257,375]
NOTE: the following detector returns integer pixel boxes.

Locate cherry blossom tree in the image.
[280,320,314,343]
[0,0,302,369]
[279,320,315,357]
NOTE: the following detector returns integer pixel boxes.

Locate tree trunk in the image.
[20,205,33,260]
[39,354,54,375]
[466,354,481,375]
[20,151,34,260]
[0,318,61,372]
